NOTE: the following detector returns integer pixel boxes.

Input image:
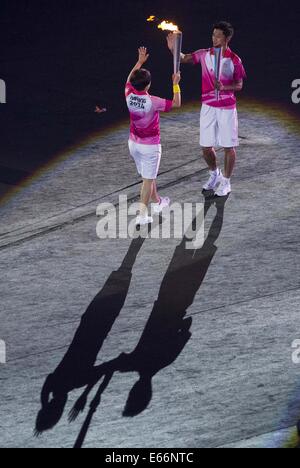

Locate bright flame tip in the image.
[157,21,179,32]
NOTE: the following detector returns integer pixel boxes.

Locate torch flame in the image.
[147,16,179,31]
[158,20,178,32]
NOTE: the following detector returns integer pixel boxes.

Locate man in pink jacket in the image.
[167,21,246,197]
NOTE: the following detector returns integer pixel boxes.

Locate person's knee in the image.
[142,178,154,187]
[224,147,236,156]
[202,147,214,157]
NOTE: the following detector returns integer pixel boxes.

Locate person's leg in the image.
[151,180,171,214]
[140,145,170,215]
[214,147,235,196]
[128,142,154,225]
[202,147,223,191]
[200,104,218,168]
[140,178,154,216]
[214,108,238,196]
[224,147,236,179]
[151,181,160,204]
[200,105,223,191]
[203,147,218,171]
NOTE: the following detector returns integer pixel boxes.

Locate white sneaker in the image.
[215,178,231,197]
[152,197,171,214]
[203,169,223,191]
[135,215,153,226]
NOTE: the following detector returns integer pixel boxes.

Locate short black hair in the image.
[130,69,151,91]
[213,21,234,40]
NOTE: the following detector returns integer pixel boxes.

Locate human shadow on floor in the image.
[72,195,228,448]
[35,233,148,435]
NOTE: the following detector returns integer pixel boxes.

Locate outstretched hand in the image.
[138,47,150,65]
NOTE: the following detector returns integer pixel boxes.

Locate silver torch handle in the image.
[215,48,222,101]
[173,31,183,74]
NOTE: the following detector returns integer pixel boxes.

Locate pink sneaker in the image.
[152,197,171,214]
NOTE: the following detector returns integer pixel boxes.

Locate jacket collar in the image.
[210,47,232,58]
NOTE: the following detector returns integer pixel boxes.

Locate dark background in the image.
[0,0,299,192]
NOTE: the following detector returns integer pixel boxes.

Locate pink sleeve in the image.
[164,100,173,112]
[192,49,206,65]
[233,58,247,81]
[151,96,173,113]
[125,83,133,97]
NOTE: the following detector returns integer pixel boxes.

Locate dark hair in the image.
[213,21,234,40]
[130,69,151,91]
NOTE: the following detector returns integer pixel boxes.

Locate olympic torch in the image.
[147,16,182,74]
[214,47,222,101]
[172,30,183,74]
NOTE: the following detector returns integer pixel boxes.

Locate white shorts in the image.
[128,140,162,180]
[200,104,239,148]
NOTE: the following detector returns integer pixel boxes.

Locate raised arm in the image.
[126,47,149,84]
[171,72,182,109]
[167,33,194,65]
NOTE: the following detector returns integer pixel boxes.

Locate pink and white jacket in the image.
[192,47,247,109]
